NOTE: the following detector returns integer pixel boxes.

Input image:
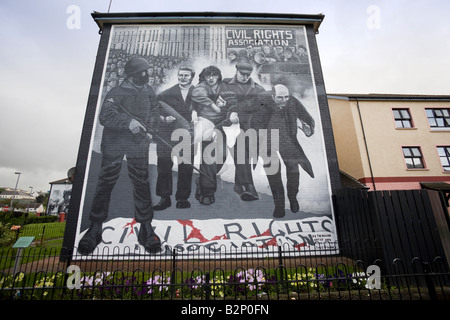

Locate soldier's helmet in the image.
[124,58,150,75]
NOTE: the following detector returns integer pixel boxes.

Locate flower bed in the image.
[0,267,375,300]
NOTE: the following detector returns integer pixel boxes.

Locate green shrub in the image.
[0,222,17,247]
[0,212,57,225]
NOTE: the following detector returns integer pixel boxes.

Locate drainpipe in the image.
[355,97,376,191]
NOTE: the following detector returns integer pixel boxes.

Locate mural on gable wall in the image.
[71,23,338,259]
[47,184,72,216]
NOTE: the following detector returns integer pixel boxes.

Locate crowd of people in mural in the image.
[227,44,309,66]
[103,50,186,95]
[78,45,314,255]
[103,44,309,95]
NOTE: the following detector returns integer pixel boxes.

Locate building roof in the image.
[339,171,369,190]
[27,203,44,209]
[421,182,450,205]
[0,190,33,197]
[328,93,450,101]
[420,182,450,192]
[91,11,325,33]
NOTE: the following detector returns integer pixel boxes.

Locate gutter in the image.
[328,94,450,102]
[328,95,377,189]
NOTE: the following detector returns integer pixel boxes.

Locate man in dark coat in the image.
[223,61,266,201]
[78,57,161,255]
[251,84,315,218]
[153,66,196,210]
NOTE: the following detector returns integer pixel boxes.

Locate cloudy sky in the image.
[1,0,449,193]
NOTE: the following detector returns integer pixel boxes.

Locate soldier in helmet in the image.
[78,57,162,255]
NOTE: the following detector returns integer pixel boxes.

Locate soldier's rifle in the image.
[119,102,216,184]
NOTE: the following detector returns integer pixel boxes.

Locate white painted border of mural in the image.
[73,24,339,259]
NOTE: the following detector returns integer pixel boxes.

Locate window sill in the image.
[430,128,450,132]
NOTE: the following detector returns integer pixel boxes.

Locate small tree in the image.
[36,193,50,211]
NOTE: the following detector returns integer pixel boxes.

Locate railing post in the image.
[277,245,283,266]
[63,247,73,296]
[40,225,46,244]
[422,262,438,300]
[204,272,210,300]
[277,245,285,293]
[172,248,176,272]
[170,249,176,299]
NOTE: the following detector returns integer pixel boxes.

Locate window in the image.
[426,108,450,129]
[393,109,412,128]
[402,147,424,169]
[437,146,450,172]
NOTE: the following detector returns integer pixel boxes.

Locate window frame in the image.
[425,107,450,131]
[436,146,450,172]
[392,108,414,129]
[402,146,426,170]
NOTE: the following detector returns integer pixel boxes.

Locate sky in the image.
[0,0,449,193]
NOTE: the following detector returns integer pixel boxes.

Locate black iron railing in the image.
[1,243,448,301]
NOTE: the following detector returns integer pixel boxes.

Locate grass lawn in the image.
[19,222,66,241]
[0,223,65,271]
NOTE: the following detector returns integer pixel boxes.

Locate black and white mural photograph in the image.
[47,183,72,216]
[72,23,338,258]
